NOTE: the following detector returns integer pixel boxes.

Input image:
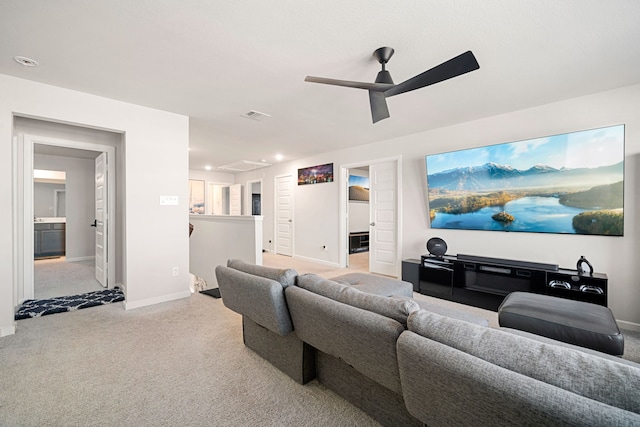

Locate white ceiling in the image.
[2,1,640,172]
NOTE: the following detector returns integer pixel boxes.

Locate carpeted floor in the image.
[1,292,380,427]
[34,258,104,299]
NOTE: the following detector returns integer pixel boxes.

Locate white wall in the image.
[1,74,190,336]
[33,154,95,260]
[235,84,640,329]
[189,215,263,287]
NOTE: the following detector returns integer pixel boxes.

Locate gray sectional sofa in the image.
[215,260,640,427]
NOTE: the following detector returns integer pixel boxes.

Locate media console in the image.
[402,254,607,312]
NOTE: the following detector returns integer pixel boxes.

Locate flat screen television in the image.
[425,124,624,236]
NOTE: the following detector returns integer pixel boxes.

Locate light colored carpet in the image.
[34,257,104,299]
[262,251,369,279]
[1,293,379,427]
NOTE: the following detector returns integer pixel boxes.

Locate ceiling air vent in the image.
[241,110,271,121]
[218,160,272,172]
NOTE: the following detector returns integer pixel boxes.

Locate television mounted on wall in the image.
[425,124,624,236]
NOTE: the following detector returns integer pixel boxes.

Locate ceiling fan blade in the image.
[369,91,390,123]
[305,76,394,92]
[384,50,479,97]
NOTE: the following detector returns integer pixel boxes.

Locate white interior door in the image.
[94,152,108,287]
[369,161,398,277]
[275,175,293,256]
[229,183,242,215]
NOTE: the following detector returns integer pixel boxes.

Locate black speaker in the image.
[426,237,447,257]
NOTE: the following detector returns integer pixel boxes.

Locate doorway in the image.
[346,166,371,271]
[246,179,262,216]
[340,157,402,278]
[275,174,293,256]
[17,134,117,303]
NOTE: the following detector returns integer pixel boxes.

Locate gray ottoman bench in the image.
[498,292,624,356]
[331,272,414,297]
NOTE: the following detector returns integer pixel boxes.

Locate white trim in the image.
[12,135,21,307]
[273,173,294,257]
[65,256,96,263]
[339,155,403,278]
[19,134,117,300]
[617,320,640,332]
[245,178,263,216]
[124,290,191,310]
[0,324,16,338]
[22,137,34,300]
[292,254,342,269]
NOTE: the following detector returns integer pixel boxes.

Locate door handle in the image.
[90,220,97,227]
[370,222,375,226]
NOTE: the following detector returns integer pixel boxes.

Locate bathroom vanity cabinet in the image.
[34,222,66,258]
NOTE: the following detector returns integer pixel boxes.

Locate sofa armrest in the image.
[397,331,640,426]
[215,265,293,336]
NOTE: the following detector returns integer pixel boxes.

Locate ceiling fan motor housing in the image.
[376,70,394,84]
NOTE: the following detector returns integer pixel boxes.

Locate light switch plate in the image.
[160,195,179,206]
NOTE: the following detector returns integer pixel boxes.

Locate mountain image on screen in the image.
[425,124,624,236]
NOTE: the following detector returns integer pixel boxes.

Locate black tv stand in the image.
[401,254,607,312]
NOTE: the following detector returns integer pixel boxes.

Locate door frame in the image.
[273,173,294,256]
[17,134,116,302]
[245,178,263,216]
[339,155,402,277]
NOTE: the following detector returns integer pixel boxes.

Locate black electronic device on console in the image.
[426,237,447,258]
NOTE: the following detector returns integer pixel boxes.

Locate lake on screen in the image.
[430,196,587,233]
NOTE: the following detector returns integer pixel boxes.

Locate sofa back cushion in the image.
[407,310,640,414]
[215,265,293,336]
[227,259,297,288]
[296,274,418,326]
[285,285,406,393]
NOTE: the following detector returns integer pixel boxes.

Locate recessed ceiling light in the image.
[14,56,39,67]
[275,154,283,161]
[204,165,212,171]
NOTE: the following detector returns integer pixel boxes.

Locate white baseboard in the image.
[65,256,95,263]
[292,254,342,269]
[1,323,16,337]
[617,319,640,332]
[124,290,192,311]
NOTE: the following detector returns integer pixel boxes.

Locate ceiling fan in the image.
[305,47,480,123]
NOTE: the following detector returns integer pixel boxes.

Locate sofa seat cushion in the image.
[407,310,640,414]
[331,273,413,297]
[285,285,406,394]
[498,291,624,355]
[296,274,419,325]
[227,259,297,288]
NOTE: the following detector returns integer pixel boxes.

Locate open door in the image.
[94,152,108,287]
[368,160,398,277]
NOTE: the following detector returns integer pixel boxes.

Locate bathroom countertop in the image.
[34,217,66,223]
